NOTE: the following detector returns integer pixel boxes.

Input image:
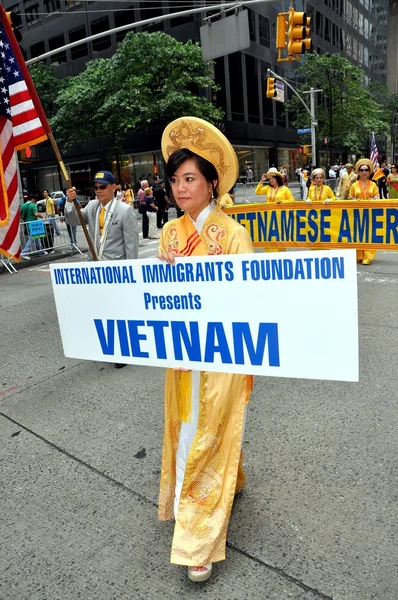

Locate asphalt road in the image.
[1,245,397,600]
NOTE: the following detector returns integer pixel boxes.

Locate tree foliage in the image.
[29,62,67,119]
[287,53,388,154]
[50,32,223,151]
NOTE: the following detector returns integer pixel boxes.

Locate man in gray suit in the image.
[65,171,139,261]
[66,170,139,368]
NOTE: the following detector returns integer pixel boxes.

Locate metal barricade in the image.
[19,216,83,260]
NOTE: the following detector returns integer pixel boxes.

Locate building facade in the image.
[3,0,389,191]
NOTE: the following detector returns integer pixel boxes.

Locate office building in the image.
[3,0,389,191]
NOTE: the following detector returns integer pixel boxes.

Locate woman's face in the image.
[391,166,397,173]
[358,166,370,179]
[269,176,277,187]
[314,174,324,185]
[170,158,216,219]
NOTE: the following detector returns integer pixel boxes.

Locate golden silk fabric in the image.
[158,206,254,566]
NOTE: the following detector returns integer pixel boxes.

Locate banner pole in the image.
[47,132,98,261]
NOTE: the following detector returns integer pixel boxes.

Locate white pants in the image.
[148,211,158,238]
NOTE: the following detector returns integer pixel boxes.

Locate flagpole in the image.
[0,3,98,261]
[47,132,98,260]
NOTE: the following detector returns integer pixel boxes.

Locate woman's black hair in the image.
[270,174,284,187]
[166,148,219,199]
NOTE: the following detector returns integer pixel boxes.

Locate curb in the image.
[6,247,88,272]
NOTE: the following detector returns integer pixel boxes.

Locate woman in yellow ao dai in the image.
[255,170,294,252]
[348,158,380,265]
[306,168,335,203]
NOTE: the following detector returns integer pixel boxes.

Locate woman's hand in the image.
[304,198,312,204]
[323,198,332,204]
[158,251,184,264]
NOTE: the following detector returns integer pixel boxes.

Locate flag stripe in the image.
[11,99,34,116]
[12,107,39,127]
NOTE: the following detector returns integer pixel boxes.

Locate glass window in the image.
[30,40,45,59]
[214,57,227,114]
[258,15,270,48]
[49,33,67,64]
[114,10,136,43]
[228,53,244,122]
[44,0,61,13]
[69,25,88,60]
[25,2,40,26]
[245,55,260,124]
[91,16,111,51]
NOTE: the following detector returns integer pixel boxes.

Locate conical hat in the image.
[161,117,238,196]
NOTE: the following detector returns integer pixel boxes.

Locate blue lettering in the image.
[257,212,267,241]
[338,210,352,242]
[353,208,369,242]
[332,257,344,279]
[171,321,201,361]
[371,208,384,243]
[280,211,294,241]
[307,209,319,243]
[204,322,232,364]
[245,212,256,240]
[233,322,280,367]
[386,208,398,244]
[117,320,131,356]
[320,209,331,242]
[296,210,306,242]
[147,321,169,359]
[94,319,115,355]
[127,320,149,358]
[268,211,280,241]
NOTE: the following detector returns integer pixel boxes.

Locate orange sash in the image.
[174,213,206,257]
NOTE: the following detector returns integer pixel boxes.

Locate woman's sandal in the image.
[188,564,213,582]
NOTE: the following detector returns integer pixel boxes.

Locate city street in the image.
[1,237,397,599]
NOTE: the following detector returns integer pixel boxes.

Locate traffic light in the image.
[276,13,288,50]
[298,146,303,154]
[266,77,277,99]
[303,145,312,156]
[287,9,312,56]
[6,11,22,43]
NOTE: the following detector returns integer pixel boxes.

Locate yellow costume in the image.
[158,206,254,566]
[219,192,234,207]
[307,184,335,203]
[349,179,380,264]
[255,184,294,204]
[255,177,293,252]
[336,172,357,200]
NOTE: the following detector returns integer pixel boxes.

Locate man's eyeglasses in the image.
[359,168,370,172]
[93,184,108,191]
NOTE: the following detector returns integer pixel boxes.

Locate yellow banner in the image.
[224,201,398,249]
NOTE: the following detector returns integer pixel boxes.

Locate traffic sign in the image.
[297,128,312,134]
[275,80,285,103]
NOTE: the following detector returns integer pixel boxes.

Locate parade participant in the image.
[255,168,292,201]
[65,171,139,261]
[335,163,357,200]
[305,168,335,204]
[349,159,380,265]
[43,190,60,235]
[387,164,398,198]
[372,161,389,199]
[157,116,253,583]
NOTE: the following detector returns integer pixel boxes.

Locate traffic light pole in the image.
[267,69,321,165]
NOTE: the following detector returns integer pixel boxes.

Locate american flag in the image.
[0,5,50,261]
[370,132,379,170]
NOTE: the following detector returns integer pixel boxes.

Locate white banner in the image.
[50,250,359,381]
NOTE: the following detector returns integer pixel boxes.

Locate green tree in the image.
[286,53,388,158]
[29,62,67,119]
[51,32,223,156]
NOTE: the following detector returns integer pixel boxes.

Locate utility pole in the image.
[267,68,322,166]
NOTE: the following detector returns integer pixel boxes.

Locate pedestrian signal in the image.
[303,145,312,156]
[266,77,277,99]
[298,146,303,154]
[288,10,312,56]
[6,11,23,43]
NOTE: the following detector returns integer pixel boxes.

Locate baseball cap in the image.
[92,171,115,185]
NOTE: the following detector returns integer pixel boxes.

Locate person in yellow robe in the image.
[254,170,294,252]
[349,158,380,265]
[336,163,357,199]
[158,117,254,583]
[305,168,335,203]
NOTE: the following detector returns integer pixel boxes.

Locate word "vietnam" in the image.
[94,319,280,367]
